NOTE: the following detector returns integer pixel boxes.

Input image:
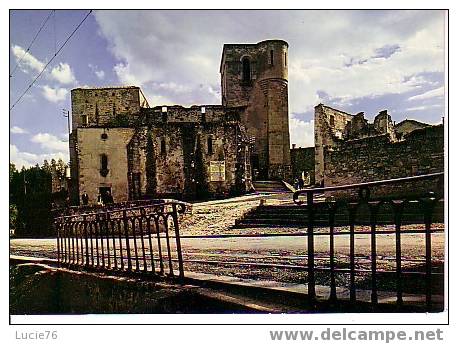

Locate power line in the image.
[10,10,55,78]
[10,10,92,111]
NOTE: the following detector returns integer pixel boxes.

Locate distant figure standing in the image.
[105,190,114,204]
[81,192,89,205]
[298,175,304,190]
[96,193,104,206]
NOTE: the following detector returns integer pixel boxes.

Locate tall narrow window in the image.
[330,115,335,127]
[242,57,251,83]
[201,107,206,122]
[270,50,274,65]
[81,114,88,125]
[284,52,287,66]
[100,154,108,177]
[160,139,166,155]
[207,136,213,155]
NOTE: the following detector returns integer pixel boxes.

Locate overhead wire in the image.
[10,10,93,111]
[9,10,55,78]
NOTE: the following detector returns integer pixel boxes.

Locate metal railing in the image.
[53,173,444,311]
[292,172,444,310]
[55,200,187,280]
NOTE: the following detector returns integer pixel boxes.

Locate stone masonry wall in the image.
[76,128,135,204]
[314,104,353,185]
[221,40,290,180]
[71,87,141,129]
[290,147,315,184]
[324,125,444,197]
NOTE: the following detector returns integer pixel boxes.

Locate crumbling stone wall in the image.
[290,146,315,185]
[71,86,142,129]
[123,106,252,200]
[314,104,353,184]
[315,104,408,186]
[324,125,444,197]
[221,40,291,180]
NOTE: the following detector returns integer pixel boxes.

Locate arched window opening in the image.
[242,57,251,83]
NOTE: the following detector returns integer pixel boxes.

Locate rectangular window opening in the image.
[160,139,166,155]
[207,136,213,155]
[270,50,274,65]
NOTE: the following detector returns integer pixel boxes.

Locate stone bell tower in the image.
[220,39,291,180]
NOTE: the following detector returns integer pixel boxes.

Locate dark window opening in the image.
[242,57,251,83]
[207,137,213,155]
[284,52,287,66]
[100,154,109,177]
[101,133,108,140]
[160,139,166,155]
[162,112,167,122]
[330,115,335,127]
[270,50,274,65]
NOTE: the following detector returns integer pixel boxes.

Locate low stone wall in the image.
[324,125,444,198]
[9,263,249,314]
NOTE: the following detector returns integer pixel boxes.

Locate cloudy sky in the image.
[10,10,446,168]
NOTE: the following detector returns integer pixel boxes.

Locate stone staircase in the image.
[253,180,290,193]
[234,200,445,228]
[235,204,326,228]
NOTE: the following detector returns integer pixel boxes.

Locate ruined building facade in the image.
[70,40,291,205]
[221,40,291,180]
[313,104,444,194]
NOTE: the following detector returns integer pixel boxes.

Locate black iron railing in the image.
[55,200,187,280]
[292,172,444,310]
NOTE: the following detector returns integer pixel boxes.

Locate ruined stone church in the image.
[69,39,443,205]
[69,40,291,204]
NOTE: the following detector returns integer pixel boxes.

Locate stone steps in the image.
[234,200,444,228]
[253,180,289,193]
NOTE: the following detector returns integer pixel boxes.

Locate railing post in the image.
[349,205,357,303]
[393,201,404,308]
[139,208,147,272]
[370,203,378,305]
[306,191,316,302]
[328,204,337,303]
[172,203,185,281]
[422,198,435,311]
[123,209,132,271]
[83,215,89,267]
[56,221,60,268]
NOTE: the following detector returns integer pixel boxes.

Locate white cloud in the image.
[289,117,314,148]
[30,132,68,153]
[89,63,106,80]
[408,86,444,101]
[405,104,442,112]
[95,10,445,113]
[10,126,28,134]
[10,144,68,169]
[50,63,76,84]
[95,70,105,80]
[11,45,76,85]
[41,85,68,103]
[11,45,44,74]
